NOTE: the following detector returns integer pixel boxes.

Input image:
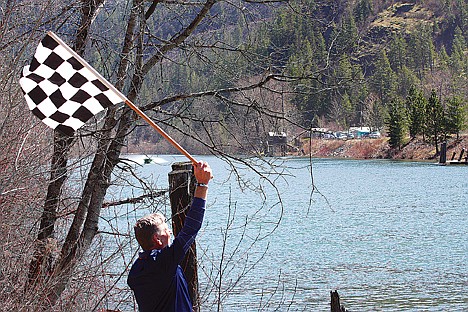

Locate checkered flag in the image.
[19,32,123,136]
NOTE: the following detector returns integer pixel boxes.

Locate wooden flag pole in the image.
[123,100,197,164]
[47,31,198,164]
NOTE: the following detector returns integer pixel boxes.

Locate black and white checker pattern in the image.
[19,33,122,136]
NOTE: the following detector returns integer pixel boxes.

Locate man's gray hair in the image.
[134,213,166,251]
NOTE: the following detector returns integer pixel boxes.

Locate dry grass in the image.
[372,2,436,34]
[305,138,388,159]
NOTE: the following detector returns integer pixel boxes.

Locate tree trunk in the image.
[26,0,111,302]
[26,0,220,307]
[168,162,200,311]
[48,107,135,305]
[27,127,74,289]
[45,0,146,303]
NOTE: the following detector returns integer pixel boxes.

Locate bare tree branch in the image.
[102,190,167,208]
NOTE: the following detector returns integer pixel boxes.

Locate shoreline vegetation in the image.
[127,133,468,162]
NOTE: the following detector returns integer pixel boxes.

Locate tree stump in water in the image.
[331,290,348,312]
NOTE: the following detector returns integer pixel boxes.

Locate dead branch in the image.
[102,190,167,208]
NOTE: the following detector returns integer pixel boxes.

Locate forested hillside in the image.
[129,0,467,154]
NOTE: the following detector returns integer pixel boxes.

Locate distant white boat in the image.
[121,154,169,165]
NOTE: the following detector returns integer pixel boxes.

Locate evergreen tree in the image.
[354,0,372,25]
[426,89,445,154]
[372,50,397,105]
[406,31,421,74]
[450,26,467,73]
[350,63,368,126]
[269,10,297,69]
[397,65,420,99]
[330,11,359,57]
[407,26,436,76]
[386,99,407,150]
[437,46,451,71]
[312,28,328,65]
[333,56,370,126]
[333,55,354,102]
[287,38,315,76]
[365,96,386,132]
[424,30,436,72]
[458,0,468,43]
[287,23,328,124]
[445,95,466,139]
[406,87,427,140]
[342,92,354,128]
[388,33,408,72]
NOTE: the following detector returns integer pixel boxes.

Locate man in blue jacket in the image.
[128,161,212,312]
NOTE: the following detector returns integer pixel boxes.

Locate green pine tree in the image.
[426,90,445,154]
[397,65,420,99]
[342,92,354,128]
[372,50,397,105]
[388,33,408,72]
[354,0,372,25]
[437,45,451,70]
[407,26,436,76]
[330,11,359,57]
[406,87,427,140]
[445,95,466,140]
[450,26,467,73]
[386,99,407,150]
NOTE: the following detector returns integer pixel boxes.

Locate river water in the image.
[107,155,467,311]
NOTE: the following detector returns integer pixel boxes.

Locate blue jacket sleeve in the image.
[173,197,206,259]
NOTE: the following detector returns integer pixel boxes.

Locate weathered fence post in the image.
[439,142,447,164]
[458,148,465,162]
[330,290,348,312]
[168,162,199,311]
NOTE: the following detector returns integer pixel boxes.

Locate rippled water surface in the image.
[110,155,467,311]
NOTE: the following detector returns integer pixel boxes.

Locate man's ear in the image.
[152,233,163,248]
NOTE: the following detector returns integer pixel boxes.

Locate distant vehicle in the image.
[347,133,354,139]
[323,133,335,139]
[369,131,381,138]
[335,132,348,140]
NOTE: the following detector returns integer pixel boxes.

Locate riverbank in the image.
[127,133,468,162]
[303,134,468,161]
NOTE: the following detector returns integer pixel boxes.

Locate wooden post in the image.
[458,148,465,162]
[330,290,348,312]
[439,142,447,164]
[168,162,199,311]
